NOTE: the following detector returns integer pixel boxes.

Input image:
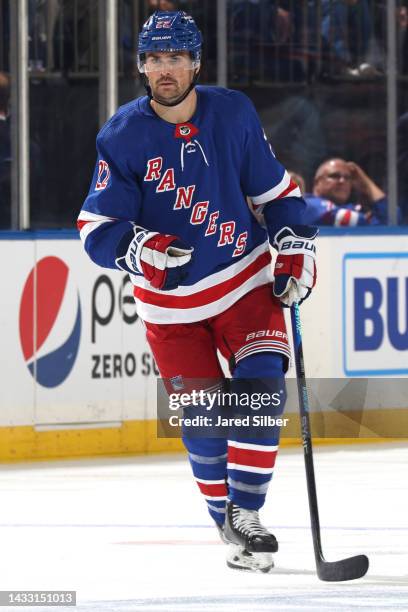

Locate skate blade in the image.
[226,547,275,574]
[226,560,274,574]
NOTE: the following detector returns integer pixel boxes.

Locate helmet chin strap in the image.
[142,70,200,108]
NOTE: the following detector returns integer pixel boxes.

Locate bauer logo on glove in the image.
[280,237,316,254]
[117,225,193,291]
[272,225,318,307]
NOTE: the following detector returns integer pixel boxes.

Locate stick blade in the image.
[317,554,369,582]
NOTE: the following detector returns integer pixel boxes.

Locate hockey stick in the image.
[290,303,369,582]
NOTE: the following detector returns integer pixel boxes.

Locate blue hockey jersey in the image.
[78,86,302,324]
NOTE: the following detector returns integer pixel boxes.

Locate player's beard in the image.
[150,77,189,106]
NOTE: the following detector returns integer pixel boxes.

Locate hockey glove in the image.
[273,225,317,307]
[123,227,193,291]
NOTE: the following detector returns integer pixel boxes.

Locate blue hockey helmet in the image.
[137,11,202,107]
[137,11,202,70]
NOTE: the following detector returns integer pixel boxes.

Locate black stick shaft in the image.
[290,304,369,582]
[290,303,324,564]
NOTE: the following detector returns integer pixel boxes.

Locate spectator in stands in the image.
[269,94,327,187]
[28,0,60,72]
[57,0,98,73]
[320,0,380,77]
[304,158,388,225]
[398,4,408,74]
[228,1,305,83]
[368,1,408,75]
[0,71,11,229]
[0,71,44,229]
[148,0,177,11]
[1,1,10,72]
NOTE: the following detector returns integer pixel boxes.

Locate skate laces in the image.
[231,505,270,537]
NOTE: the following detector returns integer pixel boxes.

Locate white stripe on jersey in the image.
[79,219,114,243]
[250,171,301,206]
[133,264,272,324]
[78,210,113,222]
[77,210,115,243]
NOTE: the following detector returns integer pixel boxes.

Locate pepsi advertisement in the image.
[0,237,159,430]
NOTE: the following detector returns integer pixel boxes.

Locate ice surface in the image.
[0,443,407,611]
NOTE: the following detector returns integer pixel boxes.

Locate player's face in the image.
[145,51,196,106]
[314,160,352,205]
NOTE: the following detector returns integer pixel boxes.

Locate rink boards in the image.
[0,229,407,461]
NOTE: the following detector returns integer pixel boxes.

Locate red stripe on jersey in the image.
[196,481,228,497]
[275,178,299,200]
[133,251,271,309]
[77,220,90,231]
[228,445,278,469]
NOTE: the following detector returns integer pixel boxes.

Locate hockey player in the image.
[78,11,317,572]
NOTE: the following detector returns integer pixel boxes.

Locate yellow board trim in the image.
[0,420,185,463]
[0,409,406,463]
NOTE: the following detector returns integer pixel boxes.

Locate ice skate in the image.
[224,501,278,553]
[226,543,274,573]
[216,520,275,572]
